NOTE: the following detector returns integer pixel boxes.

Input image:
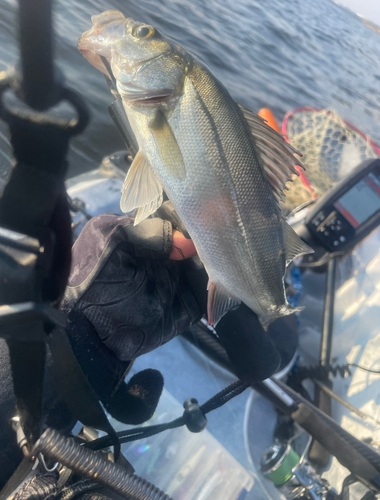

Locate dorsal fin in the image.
[238,104,304,209]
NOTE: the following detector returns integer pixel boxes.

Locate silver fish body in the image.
[79,12,312,326]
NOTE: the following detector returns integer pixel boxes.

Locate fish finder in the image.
[303,158,380,253]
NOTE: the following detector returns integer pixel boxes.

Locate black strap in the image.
[87,380,250,451]
[200,379,249,413]
[47,327,120,458]
[0,325,121,500]
[7,329,46,446]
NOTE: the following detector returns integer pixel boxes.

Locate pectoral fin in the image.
[120,150,163,225]
[207,281,241,326]
[149,110,186,180]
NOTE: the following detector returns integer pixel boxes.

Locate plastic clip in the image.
[11,416,28,456]
[183,398,207,433]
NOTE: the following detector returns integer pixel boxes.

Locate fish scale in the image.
[186,63,286,311]
[78,11,312,326]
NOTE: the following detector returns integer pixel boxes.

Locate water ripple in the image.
[0,0,380,175]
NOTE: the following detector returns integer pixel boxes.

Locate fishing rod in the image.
[0,0,137,497]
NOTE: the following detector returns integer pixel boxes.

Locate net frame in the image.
[281,107,380,214]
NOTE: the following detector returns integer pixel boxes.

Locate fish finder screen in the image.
[334,172,380,228]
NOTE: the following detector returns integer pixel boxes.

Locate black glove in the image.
[61,209,203,426]
[61,202,284,426]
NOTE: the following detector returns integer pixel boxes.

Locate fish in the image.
[78,11,313,328]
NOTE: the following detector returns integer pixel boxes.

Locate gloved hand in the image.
[61,201,283,429]
[61,204,205,426]
[0,201,290,490]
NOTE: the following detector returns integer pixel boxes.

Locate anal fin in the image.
[284,222,313,265]
[207,281,241,326]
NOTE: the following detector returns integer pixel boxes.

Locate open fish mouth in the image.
[117,83,175,104]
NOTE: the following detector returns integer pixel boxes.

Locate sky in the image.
[340,0,380,26]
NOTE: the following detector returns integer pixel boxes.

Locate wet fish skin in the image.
[79,12,311,326]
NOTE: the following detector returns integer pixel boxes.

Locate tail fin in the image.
[258,302,303,331]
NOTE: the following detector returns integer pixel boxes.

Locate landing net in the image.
[281,107,380,214]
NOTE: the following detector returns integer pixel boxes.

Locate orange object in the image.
[260,107,317,199]
[258,108,281,134]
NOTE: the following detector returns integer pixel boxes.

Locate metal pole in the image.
[309,255,337,466]
[320,256,337,367]
[19,0,57,110]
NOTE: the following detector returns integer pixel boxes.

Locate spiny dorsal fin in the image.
[120,150,164,225]
[207,281,241,326]
[238,104,304,209]
[283,221,314,265]
[149,110,186,180]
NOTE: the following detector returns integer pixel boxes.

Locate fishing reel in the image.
[261,440,337,500]
[261,437,380,500]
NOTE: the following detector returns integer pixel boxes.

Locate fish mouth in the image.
[78,11,127,76]
[109,52,177,105]
[78,28,114,78]
[117,83,175,105]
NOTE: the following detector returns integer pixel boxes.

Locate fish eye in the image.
[135,25,155,39]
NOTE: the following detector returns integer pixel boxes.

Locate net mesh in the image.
[282,108,379,214]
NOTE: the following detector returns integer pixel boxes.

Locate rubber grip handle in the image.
[308,384,332,467]
[292,404,380,485]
